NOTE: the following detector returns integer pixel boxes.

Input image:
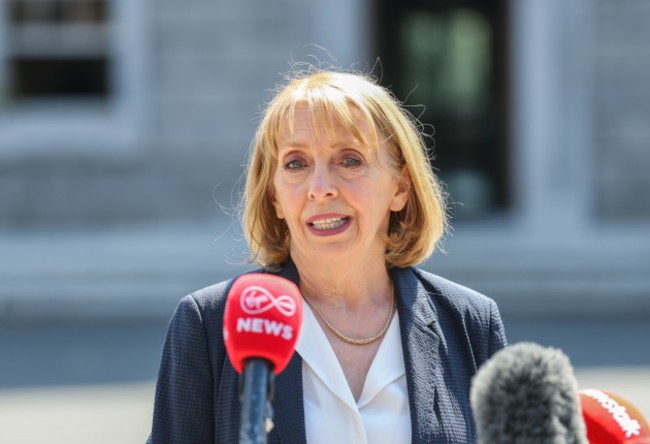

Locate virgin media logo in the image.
[240,286,296,316]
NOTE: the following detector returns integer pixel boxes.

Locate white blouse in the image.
[295,303,412,444]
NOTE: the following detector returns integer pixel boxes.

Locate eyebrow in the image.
[276,142,309,153]
[279,135,366,149]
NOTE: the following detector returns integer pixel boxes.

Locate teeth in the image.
[310,217,347,230]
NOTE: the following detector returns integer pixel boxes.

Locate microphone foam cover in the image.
[470,341,587,444]
[580,389,650,443]
[223,273,303,375]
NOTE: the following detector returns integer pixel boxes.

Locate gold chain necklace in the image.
[302,290,395,346]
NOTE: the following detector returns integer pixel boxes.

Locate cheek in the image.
[271,179,303,221]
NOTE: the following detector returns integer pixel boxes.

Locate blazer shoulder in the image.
[187,279,233,310]
[182,266,268,315]
[411,267,496,312]
[413,267,508,355]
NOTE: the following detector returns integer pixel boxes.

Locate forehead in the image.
[277,105,377,150]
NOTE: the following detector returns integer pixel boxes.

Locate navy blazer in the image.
[148,260,507,443]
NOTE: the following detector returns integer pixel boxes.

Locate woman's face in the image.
[270,107,409,266]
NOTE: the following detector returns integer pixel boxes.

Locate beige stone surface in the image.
[575,366,650,418]
[0,382,155,444]
[1,368,648,443]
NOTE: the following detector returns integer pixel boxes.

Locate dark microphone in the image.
[470,341,588,444]
[223,273,303,444]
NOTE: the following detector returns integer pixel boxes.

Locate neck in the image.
[291,252,393,310]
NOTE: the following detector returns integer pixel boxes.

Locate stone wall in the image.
[592,1,650,220]
[0,0,315,228]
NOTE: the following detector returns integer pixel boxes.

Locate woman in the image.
[148,69,507,443]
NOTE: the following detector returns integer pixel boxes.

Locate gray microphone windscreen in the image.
[470,341,587,444]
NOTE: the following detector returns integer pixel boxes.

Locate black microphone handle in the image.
[239,358,274,444]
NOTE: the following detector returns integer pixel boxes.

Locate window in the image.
[7,0,109,100]
[0,0,148,160]
[376,0,509,220]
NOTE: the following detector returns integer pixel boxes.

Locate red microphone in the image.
[223,273,303,443]
[580,389,650,443]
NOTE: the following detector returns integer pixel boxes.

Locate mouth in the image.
[309,217,350,231]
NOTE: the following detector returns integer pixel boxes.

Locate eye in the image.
[284,159,304,170]
[342,157,362,168]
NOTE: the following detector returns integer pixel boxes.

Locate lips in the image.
[309,217,348,230]
[306,214,351,236]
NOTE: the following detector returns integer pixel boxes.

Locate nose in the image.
[307,164,338,201]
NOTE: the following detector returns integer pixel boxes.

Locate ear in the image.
[390,165,411,212]
[269,187,285,219]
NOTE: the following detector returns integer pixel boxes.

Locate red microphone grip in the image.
[223,273,303,375]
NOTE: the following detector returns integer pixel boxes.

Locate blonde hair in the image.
[243,69,448,269]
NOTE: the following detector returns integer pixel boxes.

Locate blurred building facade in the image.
[1,0,649,321]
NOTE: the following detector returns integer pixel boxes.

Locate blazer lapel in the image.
[392,267,443,443]
[271,353,306,443]
[269,259,306,443]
